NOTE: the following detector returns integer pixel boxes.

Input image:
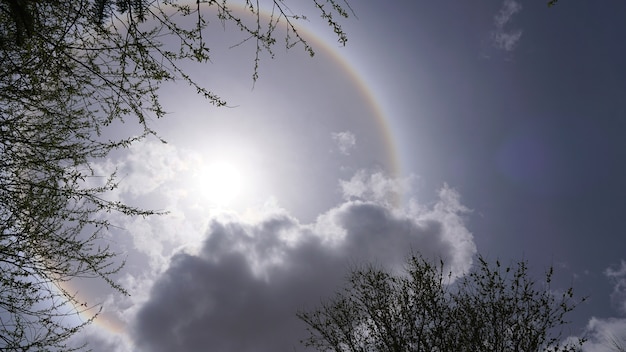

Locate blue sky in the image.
[362,1,626,306]
[371,0,626,344]
[69,1,626,351]
[349,0,626,308]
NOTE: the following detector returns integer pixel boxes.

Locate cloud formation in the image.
[340,170,413,205]
[130,182,475,352]
[581,317,626,352]
[606,261,626,314]
[332,131,357,155]
[563,261,626,352]
[80,142,475,352]
[492,0,523,51]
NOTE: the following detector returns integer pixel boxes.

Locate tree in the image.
[298,254,586,352]
[0,0,353,349]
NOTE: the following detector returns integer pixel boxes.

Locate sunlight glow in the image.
[196,161,243,206]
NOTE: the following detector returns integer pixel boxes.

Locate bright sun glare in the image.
[196,161,243,206]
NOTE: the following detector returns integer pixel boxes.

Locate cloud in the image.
[493,30,523,52]
[89,140,191,200]
[88,141,238,264]
[606,260,626,314]
[494,0,522,28]
[561,261,626,352]
[340,169,414,205]
[83,143,474,352]
[130,178,475,352]
[491,0,523,51]
[332,131,356,155]
[579,317,626,352]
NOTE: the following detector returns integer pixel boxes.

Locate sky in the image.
[66,1,626,351]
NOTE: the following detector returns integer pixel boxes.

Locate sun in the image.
[195,161,243,206]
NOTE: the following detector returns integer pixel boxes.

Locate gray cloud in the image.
[560,261,626,352]
[494,0,522,28]
[131,185,475,352]
[579,317,626,352]
[492,0,523,51]
[332,131,356,155]
[606,260,626,314]
[493,30,523,52]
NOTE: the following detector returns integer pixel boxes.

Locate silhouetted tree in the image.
[0,0,353,349]
[298,254,586,352]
